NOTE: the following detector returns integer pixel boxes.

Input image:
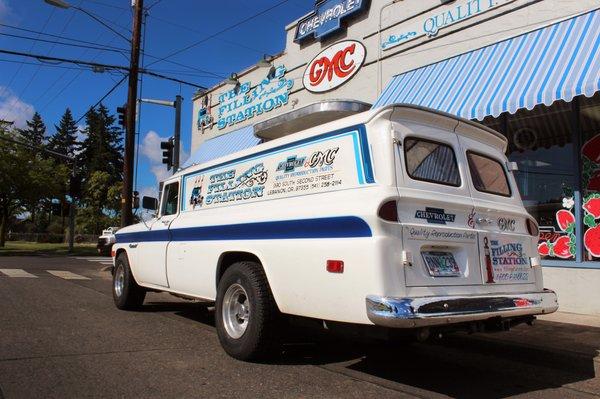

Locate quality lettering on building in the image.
[381,0,514,51]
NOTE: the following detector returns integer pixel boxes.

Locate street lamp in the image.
[44,0,130,42]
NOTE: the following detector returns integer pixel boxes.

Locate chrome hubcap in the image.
[114,264,124,298]
[222,283,250,339]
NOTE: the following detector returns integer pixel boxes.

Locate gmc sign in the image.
[303,40,366,93]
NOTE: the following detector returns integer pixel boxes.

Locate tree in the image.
[47,108,80,230]
[0,128,66,246]
[76,105,124,234]
[78,104,123,185]
[18,112,47,147]
[77,171,120,234]
[48,108,78,158]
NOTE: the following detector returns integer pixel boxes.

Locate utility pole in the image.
[173,94,182,171]
[121,0,144,227]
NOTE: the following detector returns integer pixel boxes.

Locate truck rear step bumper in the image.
[366,289,558,328]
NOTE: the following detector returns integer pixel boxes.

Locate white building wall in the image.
[543,268,600,316]
[191,0,599,152]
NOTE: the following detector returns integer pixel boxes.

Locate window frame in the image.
[466,150,512,197]
[160,181,180,217]
[403,136,462,188]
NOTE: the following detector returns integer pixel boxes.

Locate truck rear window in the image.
[404,138,460,186]
[467,151,511,196]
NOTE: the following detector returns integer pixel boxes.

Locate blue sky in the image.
[0,0,312,198]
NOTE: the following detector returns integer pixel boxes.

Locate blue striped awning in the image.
[373,9,600,120]
[181,125,260,169]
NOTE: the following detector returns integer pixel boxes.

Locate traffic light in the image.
[116,105,127,128]
[133,190,140,209]
[161,137,174,170]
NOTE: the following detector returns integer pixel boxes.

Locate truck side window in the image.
[161,182,179,216]
[467,151,511,197]
[404,137,461,186]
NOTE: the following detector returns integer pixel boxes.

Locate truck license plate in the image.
[421,251,460,277]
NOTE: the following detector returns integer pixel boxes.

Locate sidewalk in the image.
[540,311,600,328]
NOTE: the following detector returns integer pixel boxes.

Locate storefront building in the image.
[187,0,600,315]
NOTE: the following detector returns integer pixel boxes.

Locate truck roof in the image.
[172,104,507,181]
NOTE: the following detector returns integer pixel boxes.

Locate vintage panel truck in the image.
[111,104,558,360]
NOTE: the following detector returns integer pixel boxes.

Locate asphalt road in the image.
[0,256,599,399]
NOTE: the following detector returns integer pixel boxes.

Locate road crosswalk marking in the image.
[74,257,113,265]
[0,269,37,278]
[46,270,91,280]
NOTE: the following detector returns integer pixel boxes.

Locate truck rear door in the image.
[456,123,536,285]
[393,119,482,287]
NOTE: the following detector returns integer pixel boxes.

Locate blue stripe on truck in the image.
[115,216,372,244]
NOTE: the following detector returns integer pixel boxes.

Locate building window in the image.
[483,100,577,261]
[580,93,600,262]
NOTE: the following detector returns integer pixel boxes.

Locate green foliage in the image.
[1,104,126,242]
[48,108,78,158]
[78,104,123,184]
[17,112,46,147]
[0,123,67,246]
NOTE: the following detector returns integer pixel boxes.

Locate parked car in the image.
[110,104,558,360]
[97,227,119,256]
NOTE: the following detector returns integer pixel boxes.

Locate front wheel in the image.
[215,261,279,361]
[113,253,146,310]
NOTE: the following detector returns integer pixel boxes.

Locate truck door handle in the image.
[161,220,170,226]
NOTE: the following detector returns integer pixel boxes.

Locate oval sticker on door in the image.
[303,40,366,93]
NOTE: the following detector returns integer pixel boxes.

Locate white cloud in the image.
[0,86,35,129]
[0,0,11,21]
[138,185,159,199]
[140,130,177,184]
[140,130,165,164]
[151,164,171,183]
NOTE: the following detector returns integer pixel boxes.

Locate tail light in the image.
[378,200,399,222]
[526,218,539,237]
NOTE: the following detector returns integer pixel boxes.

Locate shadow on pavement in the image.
[140,299,600,398]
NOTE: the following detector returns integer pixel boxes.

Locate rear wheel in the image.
[215,261,279,361]
[113,253,146,310]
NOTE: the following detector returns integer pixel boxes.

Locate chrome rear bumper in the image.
[366,289,558,328]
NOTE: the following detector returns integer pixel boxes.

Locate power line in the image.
[145,0,292,68]
[0,134,74,161]
[72,6,131,42]
[146,0,163,11]
[0,22,226,79]
[0,23,128,53]
[0,48,207,89]
[0,9,55,101]
[80,0,130,11]
[147,14,266,56]
[74,74,129,124]
[0,58,92,71]
[4,1,90,121]
[0,32,128,56]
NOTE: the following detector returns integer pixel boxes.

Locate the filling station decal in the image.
[182,131,366,211]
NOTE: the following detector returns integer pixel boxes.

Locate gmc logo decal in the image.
[303,40,366,93]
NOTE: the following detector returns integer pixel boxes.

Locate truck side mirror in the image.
[142,196,158,211]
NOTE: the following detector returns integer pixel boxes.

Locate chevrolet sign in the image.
[294,0,366,43]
